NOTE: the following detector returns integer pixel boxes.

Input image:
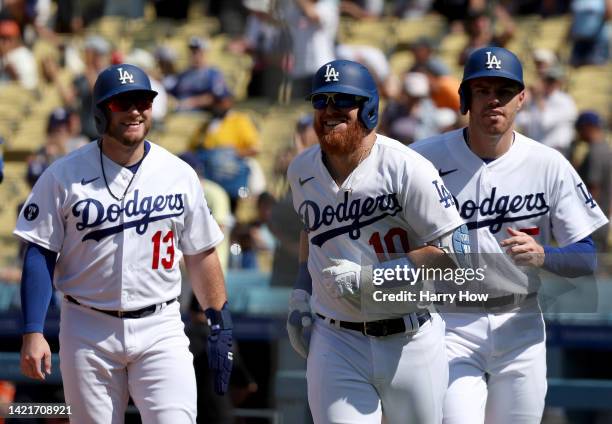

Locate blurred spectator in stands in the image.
[574,111,610,251]
[293,113,318,152]
[340,0,384,19]
[285,0,339,99]
[26,108,87,187]
[229,0,290,101]
[394,0,435,18]
[0,0,55,45]
[0,19,37,89]
[532,47,558,78]
[408,36,450,76]
[251,192,277,253]
[422,61,461,111]
[380,72,441,145]
[179,152,233,271]
[169,36,230,113]
[230,192,277,269]
[65,107,89,147]
[155,45,179,92]
[44,35,111,140]
[435,107,460,132]
[208,0,248,36]
[269,114,318,287]
[458,6,516,65]
[501,0,571,16]
[125,48,168,125]
[568,0,611,67]
[516,65,577,156]
[0,136,3,184]
[431,0,474,30]
[54,0,84,33]
[154,0,190,20]
[190,88,261,212]
[104,0,144,18]
[336,43,393,98]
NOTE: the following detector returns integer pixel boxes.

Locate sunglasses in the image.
[311,93,364,110]
[106,94,154,112]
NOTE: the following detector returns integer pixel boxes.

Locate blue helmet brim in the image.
[96,86,158,105]
[306,84,375,101]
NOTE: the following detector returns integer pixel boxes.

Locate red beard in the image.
[314,118,368,155]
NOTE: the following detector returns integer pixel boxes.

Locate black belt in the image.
[65,295,177,319]
[316,311,431,337]
[436,292,537,308]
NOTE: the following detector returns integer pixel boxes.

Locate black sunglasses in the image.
[311,93,364,110]
[107,94,154,112]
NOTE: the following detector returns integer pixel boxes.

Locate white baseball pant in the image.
[307,313,448,424]
[59,297,197,424]
[441,299,547,424]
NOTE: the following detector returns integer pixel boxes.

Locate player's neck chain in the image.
[98,139,143,201]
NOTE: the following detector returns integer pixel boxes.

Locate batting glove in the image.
[287,289,312,359]
[321,258,370,298]
[205,302,234,396]
[322,257,420,297]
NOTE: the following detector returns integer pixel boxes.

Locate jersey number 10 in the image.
[152,230,175,269]
[368,227,410,262]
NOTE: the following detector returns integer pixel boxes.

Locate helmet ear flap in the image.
[459,84,470,115]
[358,100,377,130]
[94,104,108,134]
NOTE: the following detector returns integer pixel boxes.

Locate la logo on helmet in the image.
[117,67,135,84]
[324,64,340,82]
[485,52,502,69]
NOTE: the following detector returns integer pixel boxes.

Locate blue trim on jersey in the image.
[21,243,57,333]
[126,141,150,174]
[543,236,597,277]
[294,262,312,295]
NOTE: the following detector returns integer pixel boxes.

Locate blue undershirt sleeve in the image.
[294,262,312,295]
[20,243,57,334]
[543,236,597,277]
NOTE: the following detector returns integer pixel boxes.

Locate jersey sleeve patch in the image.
[23,203,40,221]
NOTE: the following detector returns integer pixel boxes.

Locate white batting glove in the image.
[322,258,371,298]
[286,289,313,359]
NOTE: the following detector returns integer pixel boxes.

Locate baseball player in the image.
[286,59,470,424]
[411,47,609,424]
[15,64,233,423]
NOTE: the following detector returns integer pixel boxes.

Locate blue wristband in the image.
[543,236,597,277]
[21,243,57,333]
[204,302,233,330]
[294,262,312,295]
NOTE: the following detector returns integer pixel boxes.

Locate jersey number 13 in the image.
[152,230,175,269]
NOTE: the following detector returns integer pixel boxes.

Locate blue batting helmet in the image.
[92,63,158,134]
[307,60,379,130]
[459,47,524,115]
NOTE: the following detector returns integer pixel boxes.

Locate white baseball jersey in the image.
[14,140,223,310]
[412,128,609,295]
[288,134,465,322]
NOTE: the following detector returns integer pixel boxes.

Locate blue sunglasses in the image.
[311,93,365,110]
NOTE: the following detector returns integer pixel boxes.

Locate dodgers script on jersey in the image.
[412,129,609,295]
[14,141,223,310]
[288,134,465,322]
